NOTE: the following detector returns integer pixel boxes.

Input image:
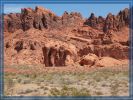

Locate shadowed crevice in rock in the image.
[5,42,10,48]
[14,41,23,53]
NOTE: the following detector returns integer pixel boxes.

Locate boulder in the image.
[79,53,98,66]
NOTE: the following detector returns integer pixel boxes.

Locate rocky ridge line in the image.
[4,6,129,33]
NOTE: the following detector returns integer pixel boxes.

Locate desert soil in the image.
[4,64,129,96]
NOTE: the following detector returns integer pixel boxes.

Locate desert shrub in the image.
[21,79,31,84]
[95,91,103,96]
[18,89,33,94]
[110,82,119,96]
[49,85,91,96]
[49,88,60,96]
[31,74,37,79]
[43,87,49,90]
[17,78,22,83]
[4,78,14,96]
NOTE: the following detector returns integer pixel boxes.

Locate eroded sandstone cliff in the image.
[4,6,130,67]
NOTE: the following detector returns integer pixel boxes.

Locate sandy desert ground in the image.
[4,64,129,96]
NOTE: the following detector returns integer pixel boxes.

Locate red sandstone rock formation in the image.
[4,6,130,67]
[84,8,129,33]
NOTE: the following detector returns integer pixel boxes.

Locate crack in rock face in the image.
[42,46,71,67]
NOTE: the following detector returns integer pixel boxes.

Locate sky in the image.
[4,4,129,18]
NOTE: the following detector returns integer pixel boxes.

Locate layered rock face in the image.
[4,6,130,67]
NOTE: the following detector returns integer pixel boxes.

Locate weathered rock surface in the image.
[4,13,22,32]
[42,41,76,67]
[79,53,98,66]
[4,6,83,32]
[84,8,129,33]
[4,6,129,67]
[78,43,129,59]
